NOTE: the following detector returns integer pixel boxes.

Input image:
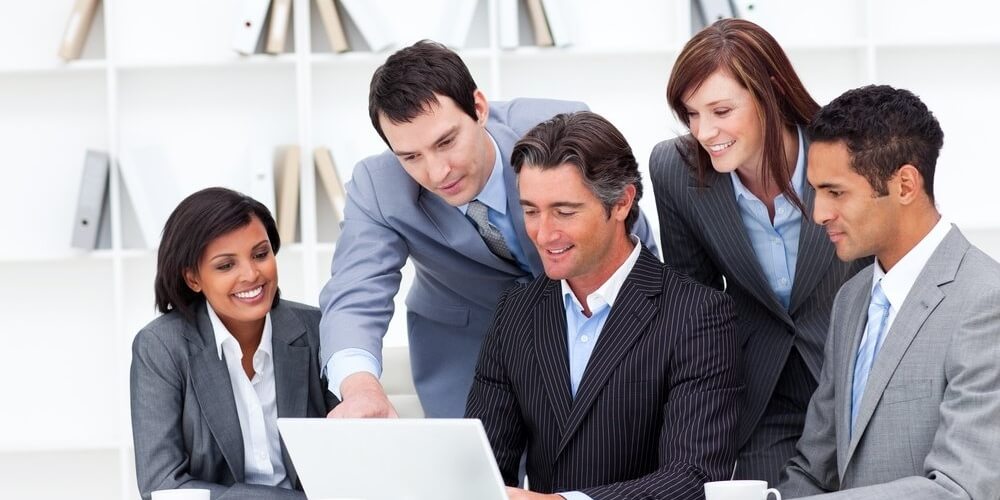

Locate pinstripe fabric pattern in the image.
[649,136,869,484]
[466,248,742,499]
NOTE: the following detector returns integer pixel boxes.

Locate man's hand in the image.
[505,487,563,500]
[327,372,399,418]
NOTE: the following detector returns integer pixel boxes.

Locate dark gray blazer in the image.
[130,299,337,500]
[649,136,867,450]
[780,227,1000,499]
[467,248,742,499]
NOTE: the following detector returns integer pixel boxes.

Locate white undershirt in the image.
[208,303,289,488]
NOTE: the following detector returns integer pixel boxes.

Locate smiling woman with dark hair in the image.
[130,187,337,500]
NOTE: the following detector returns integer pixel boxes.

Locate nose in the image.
[694,115,717,143]
[427,154,451,185]
[812,196,833,226]
[533,213,559,246]
[242,259,262,283]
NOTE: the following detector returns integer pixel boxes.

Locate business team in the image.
[130,16,1000,500]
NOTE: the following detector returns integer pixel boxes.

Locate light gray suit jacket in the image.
[130,300,337,500]
[780,226,1000,499]
[318,99,658,417]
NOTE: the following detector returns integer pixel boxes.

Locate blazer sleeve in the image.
[649,140,723,289]
[779,288,845,497]
[464,289,527,487]
[582,288,742,500]
[130,329,305,500]
[317,157,409,370]
[788,287,1000,500]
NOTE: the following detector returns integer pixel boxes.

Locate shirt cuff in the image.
[558,492,593,500]
[325,348,382,400]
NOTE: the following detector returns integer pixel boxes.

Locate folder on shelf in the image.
[275,145,301,244]
[118,147,182,249]
[439,0,479,49]
[266,0,293,54]
[71,150,110,250]
[232,0,271,55]
[315,0,351,53]
[314,147,347,226]
[540,0,572,47]
[694,0,737,30]
[338,0,396,52]
[524,0,553,47]
[498,0,519,49]
[58,0,101,61]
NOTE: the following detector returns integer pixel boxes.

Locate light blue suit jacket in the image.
[319,98,658,417]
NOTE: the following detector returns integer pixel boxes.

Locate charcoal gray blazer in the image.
[130,299,337,500]
[467,248,742,499]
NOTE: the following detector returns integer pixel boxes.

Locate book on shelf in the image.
[70,150,110,250]
[315,0,351,53]
[232,0,271,55]
[58,0,101,61]
[438,0,479,49]
[314,147,347,227]
[118,147,182,249]
[524,0,553,47]
[338,0,396,52]
[540,0,572,47]
[498,0,519,49]
[275,145,301,244]
[266,0,293,54]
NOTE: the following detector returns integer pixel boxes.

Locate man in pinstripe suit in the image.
[466,111,742,500]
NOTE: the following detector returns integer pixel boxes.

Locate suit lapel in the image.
[788,182,835,315]
[836,275,873,475]
[491,121,544,276]
[556,250,662,456]
[533,279,573,433]
[187,305,245,482]
[269,303,310,487]
[845,227,965,465]
[688,170,792,327]
[417,189,521,274]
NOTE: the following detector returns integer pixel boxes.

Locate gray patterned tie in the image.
[467,200,514,261]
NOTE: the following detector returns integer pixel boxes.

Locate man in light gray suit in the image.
[779,85,1000,499]
[318,40,658,418]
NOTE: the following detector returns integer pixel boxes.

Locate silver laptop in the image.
[277,418,507,500]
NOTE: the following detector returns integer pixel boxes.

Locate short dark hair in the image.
[368,40,479,146]
[511,111,643,231]
[808,85,944,201]
[154,187,281,322]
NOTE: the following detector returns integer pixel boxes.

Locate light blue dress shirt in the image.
[729,126,806,309]
[555,237,642,500]
[326,133,527,397]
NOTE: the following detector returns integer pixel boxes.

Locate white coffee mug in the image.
[151,489,210,500]
[704,480,781,500]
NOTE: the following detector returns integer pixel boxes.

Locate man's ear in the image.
[184,269,201,293]
[613,184,637,221]
[473,89,489,125]
[895,164,924,205]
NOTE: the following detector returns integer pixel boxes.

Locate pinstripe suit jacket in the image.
[466,248,742,499]
[649,136,868,450]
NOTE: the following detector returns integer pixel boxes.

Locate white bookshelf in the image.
[0,0,997,498]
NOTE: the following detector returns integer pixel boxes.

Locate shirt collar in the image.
[561,235,642,314]
[730,125,806,202]
[207,301,273,361]
[872,217,952,309]
[458,132,506,215]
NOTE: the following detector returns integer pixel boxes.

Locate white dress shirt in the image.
[867,217,952,342]
[208,304,290,488]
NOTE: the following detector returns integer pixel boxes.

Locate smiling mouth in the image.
[708,140,735,152]
[439,178,461,191]
[233,285,263,299]
[546,245,574,255]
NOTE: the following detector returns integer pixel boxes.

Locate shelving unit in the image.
[0,1,997,498]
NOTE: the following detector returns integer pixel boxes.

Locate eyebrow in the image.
[392,126,458,157]
[813,182,843,190]
[520,200,586,209]
[208,239,270,261]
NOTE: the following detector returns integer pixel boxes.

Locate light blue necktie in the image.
[851,282,891,433]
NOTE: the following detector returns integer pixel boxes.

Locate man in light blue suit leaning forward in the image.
[778,85,1000,499]
[318,40,658,418]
